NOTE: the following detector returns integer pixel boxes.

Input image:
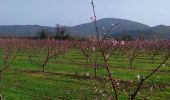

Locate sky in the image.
[0,0,170,27]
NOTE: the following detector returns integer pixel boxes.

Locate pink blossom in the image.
[120,40,125,45]
[92,46,96,51]
[112,40,118,45]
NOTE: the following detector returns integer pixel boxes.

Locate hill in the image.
[0,25,55,37]
[0,18,170,39]
[0,18,149,37]
[71,18,149,36]
[110,25,170,39]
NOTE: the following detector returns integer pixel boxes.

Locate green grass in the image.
[1,49,170,100]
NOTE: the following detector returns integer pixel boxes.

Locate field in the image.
[0,39,170,100]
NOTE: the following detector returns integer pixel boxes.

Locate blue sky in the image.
[0,0,170,27]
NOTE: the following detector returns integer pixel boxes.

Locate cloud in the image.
[157,10,169,15]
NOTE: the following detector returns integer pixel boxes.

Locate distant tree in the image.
[138,35,144,40]
[55,25,73,40]
[55,24,63,40]
[79,37,88,41]
[55,24,60,39]
[121,35,132,41]
[36,29,48,40]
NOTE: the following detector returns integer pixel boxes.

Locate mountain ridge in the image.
[0,18,170,39]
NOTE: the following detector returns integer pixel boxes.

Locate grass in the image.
[1,48,170,100]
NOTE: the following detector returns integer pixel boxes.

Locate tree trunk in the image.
[130,59,133,68]
[0,71,2,82]
[0,71,3,100]
[114,55,117,61]
[0,95,3,100]
[94,68,97,78]
[42,66,45,72]
[42,58,49,72]
[151,58,155,64]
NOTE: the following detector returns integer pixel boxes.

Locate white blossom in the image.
[136,74,140,80]
[120,40,125,45]
[90,16,96,22]
[86,73,89,76]
[100,90,102,93]
[150,86,153,92]
[92,47,96,51]
[112,40,118,45]
[94,87,97,92]
[130,80,133,83]
[162,64,165,67]
[105,54,109,59]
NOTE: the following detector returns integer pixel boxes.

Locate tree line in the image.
[34,24,74,40]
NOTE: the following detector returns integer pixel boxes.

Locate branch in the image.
[91,0,118,99]
[130,53,170,100]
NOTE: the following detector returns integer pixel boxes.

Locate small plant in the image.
[90,0,170,99]
[124,41,140,68]
[29,40,67,72]
[0,39,17,100]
